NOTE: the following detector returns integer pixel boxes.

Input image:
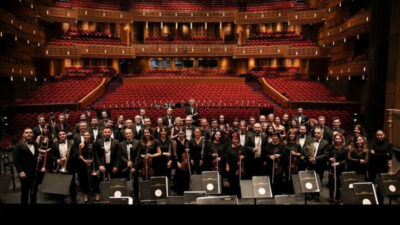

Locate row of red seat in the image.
[145,35,223,44]
[55,67,117,79]
[93,83,279,109]
[265,77,348,102]
[247,0,310,12]
[132,0,238,11]
[131,69,237,78]
[245,31,315,47]
[48,29,124,46]
[53,0,122,11]
[250,67,299,77]
[14,77,103,105]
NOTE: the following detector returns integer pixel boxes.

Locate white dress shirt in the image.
[104,140,111,164]
[92,128,99,140]
[185,128,193,141]
[59,142,68,158]
[240,133,246,146]
[27,143,35,155]
[299,136,306,148]
[126,143,132,161]
[313,139,321,157]
[254,135,262,158]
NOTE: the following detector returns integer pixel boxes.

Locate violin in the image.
[180,144,191,172]
[141,146,154,180]
[274,157,283,174]
[289,148,299,174]
[212,149,221,173]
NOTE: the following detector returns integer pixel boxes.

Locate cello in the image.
[288,146,299,181]
[236,148,245,180]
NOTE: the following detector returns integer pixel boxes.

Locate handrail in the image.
[79,78,106,108]
[260,78,289,108]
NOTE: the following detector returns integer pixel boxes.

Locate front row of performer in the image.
[13,118,393,205]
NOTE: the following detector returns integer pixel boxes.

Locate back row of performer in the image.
[13,105,394,204]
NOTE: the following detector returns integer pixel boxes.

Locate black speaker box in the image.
[201,171,221,194]
[39,173,73,196]
[377,173,400,196]
[353,182,379,205]
[298,171,320,193]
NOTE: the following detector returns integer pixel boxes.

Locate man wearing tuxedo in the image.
[317,116,333,144]
[246,123,268,176]
[13,128,40,204]
[183,115,196,141]
[89,117,102,142]
[162,108,175,129]
[298,125,314,170]
[328,117,346,142]
[133,115,143,140]
[73,121,88,144]
[74,114,88,135]
[33,115,51,139]
[292,107,309,126]
[185,99,200,126]
[305,127,330,201]
[51,130,77,203]
[95,127,122,179]
[119,129,141,202]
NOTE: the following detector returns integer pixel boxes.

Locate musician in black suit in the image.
[13,128,40,204]
[89,117,102,142]
[51,130,77,203]
[327,117,346,142]
[199,118,211,141]
[74,114,88,135]
[304,127,330,201]
[238,120,252,147]
[55,113,73,141]
[98,109,110,129]
[119,128,140,201]
[32,115,51,139]
[246,123,268,177]
[95,127,122,179]
[298,125,314,170]
[183,115,196,141]
[73,121,88,144]
[185,98,200,126]
[162,108,175,128]
[114,115,125,141]
[292,107,309,126]
[133,115,144,140]
[317,116,333,144]
[105,120,120,141]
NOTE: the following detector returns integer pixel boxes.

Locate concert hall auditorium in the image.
[0,0,399,206]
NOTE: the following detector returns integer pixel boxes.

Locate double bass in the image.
[180,143,191,173]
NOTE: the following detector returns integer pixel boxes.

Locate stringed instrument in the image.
[212,149,221,173]
[235,149,245,178]
[141,145,154,180]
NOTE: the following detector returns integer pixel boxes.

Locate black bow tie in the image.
[92,128,97,130]
[105,138,111,142]
[59,140,66,144]
[299,135,305,138]
[26,140,34,145]
[127,141,133,145]
[314,140,320,143]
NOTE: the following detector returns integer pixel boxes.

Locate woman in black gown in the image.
[139,128,162,180]
[205,131,227,174]
[328,133,348,203]
[154,127,172,178]
[77,131,99,203]
[284,128,302,194]
[225,132,247,196]
[188,128,207,174]
[347,135,369,179]
[173,130,191,195]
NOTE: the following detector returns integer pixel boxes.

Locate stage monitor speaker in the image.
[139,180,152,201]
[353,182,379,205]
[274,195,302,205]
[109,197,133,205]
[166,196,185,205]
[377,173,400,196]
[201,171,221,194]
[253,176,273,198]
[291,174,302,195]
[240,180,254,199]
[0,175,11,195]
[298,171,320,193]
[150,176,168,200]
[100,178,128,201]
[340,172,365,191]
[196,195,238,205]
[39,173,73,196]
[190,175,203,191]
[184,191,206,204]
